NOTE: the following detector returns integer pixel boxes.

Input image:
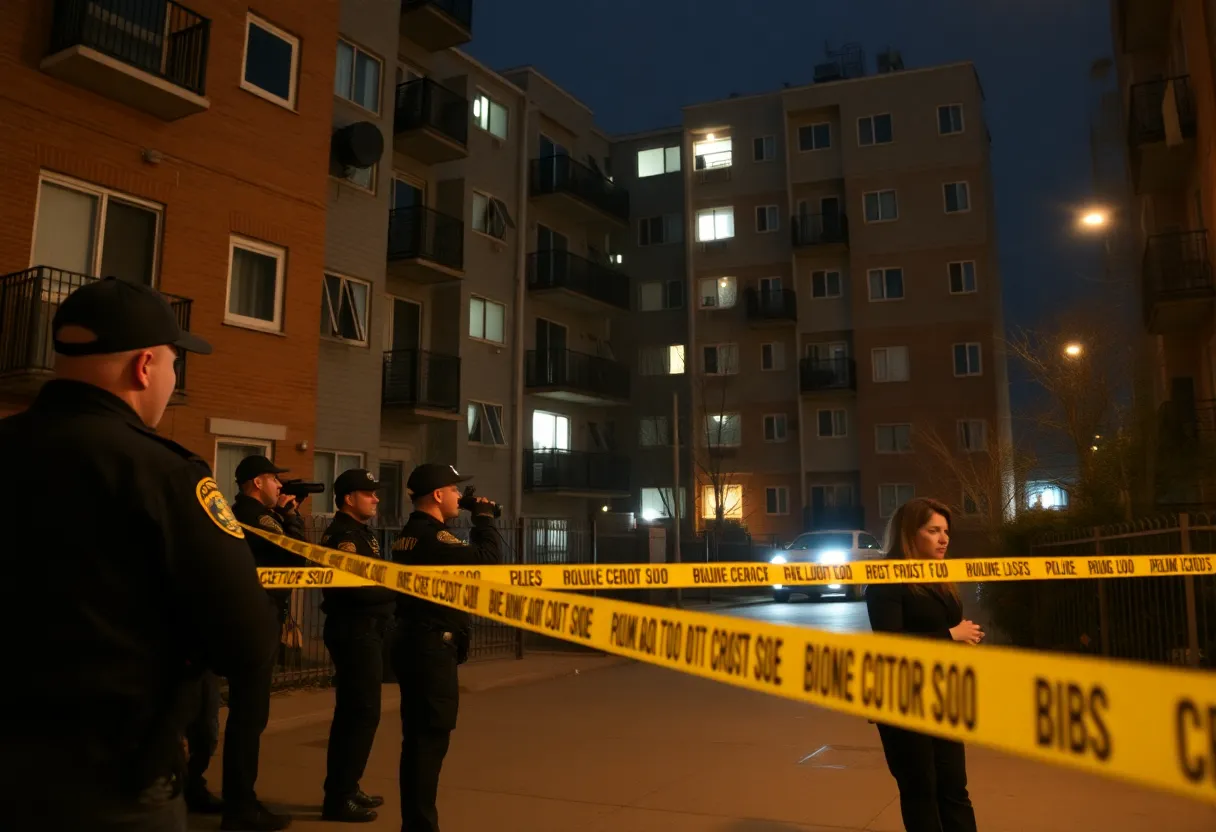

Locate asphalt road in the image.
[724,594,873,634]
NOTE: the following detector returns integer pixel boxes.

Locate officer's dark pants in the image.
[876,724,977,832]
[221,651,276,808]
[184,671,222,793]
[392,624,460,832]
[323,611,388,800]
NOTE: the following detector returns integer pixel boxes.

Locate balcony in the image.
[1127,76,1196,194]
[791,213,848,249]
[42,0,210,121]
[529,155,630,228]
[524,449,631,497]
[525,349,630,405]
[393,78,468,164]
[400,0,473,51]
[0,267,193,396]
[387,206,464,283]
[381,349,461,421]
[799,357,856,393]
[1142,230,1214,335]
[744,288,797,325]
[527,251,630,314]
[803,504,865,532]
[1119,0,1171,54]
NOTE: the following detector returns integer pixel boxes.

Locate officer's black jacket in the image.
[233,494,307,615]
[320,510,397,617]
[393,511,502,632]
[0,380,279,791]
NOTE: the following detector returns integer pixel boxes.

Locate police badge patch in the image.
[436,530,463,545]
[258,515,284,533]
[338,541,358,553]
[196,478,245,539]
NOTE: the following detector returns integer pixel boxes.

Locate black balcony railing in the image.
[0,267,192,392]
[1142,230,1213,313]
[403,0,473,31]
[1128,76,1197,147]
[382,348,460,411]
[745,287,797,322]
[791,213,848,247]
[527,250,630,311]
[803,504,865,532]
[799,357,855,392]
[525,349,630,400]
[387,206,464,271]
[524,448,630,493]
[530,155,630,223]
[49,0,211,96]
[394,78,468,147]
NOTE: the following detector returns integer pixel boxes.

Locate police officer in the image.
[0,277,280,831]
[392,464,502,832]
[320,468,396,823]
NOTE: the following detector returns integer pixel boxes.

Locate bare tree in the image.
[693,373,749,529]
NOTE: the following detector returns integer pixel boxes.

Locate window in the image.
[944,182,971,213]
[472,191,513,239]
[640,345,686,375]
[863,189,898,222]
[867,268,904,301]
[226,236,285,332]
[766,487,790,515]
[938,104,965,135]
[958,419,988,452]
[694,136,732,169]
[532,410,570,450]
[215,439,272,505]
[764,414,788,442]
[699,276,737,309]
[702,484,743,520]
[858,114,894,146]
[639,280,683,311]
[953,342,983,376]
[872,346,910,383]
[639,417,672,447]
[811,270,842,299]
[753,136,776,162]
[468,401,506,446]
[320,272,370,344]
[879,484,915,518]
[640,487,686,521]
[816,409,847,438]
[798,123,831,151]
[638,214,684,246]
[637,146,681,177]
[702,344,739,375]
[32,174,161,286]
[695,207,735,241]
[340,163,376,192]
[334,38,382,112]
[949,261,977,294]
[761,342,785,371]
[810,484,854,511]
[876,424,912,454]
[469,296,506,343]
[314,450,365,513]
[241,13,300,108]
[755,205,779,233]
[704,413,741,447]
[473,91,509,139]
[378,460,403,523]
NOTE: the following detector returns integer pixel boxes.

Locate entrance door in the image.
[385,297,422,402]
[536,224,569,286]
[536,318,568,385]
[538,134,568,190]
[389,298,421,351]
[820,196,842,240]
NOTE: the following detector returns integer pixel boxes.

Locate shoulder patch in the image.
[258,514,284,533]
[196,478,245,539]
[436,530,464,545]
[337,541,358,553]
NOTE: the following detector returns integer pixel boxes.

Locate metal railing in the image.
[791,212,848,247]
[524,449,630,493]
[387,206,464,271]
[524,349,630,400]
[744,287,796,321]
[527,250,630,311]
[799,356,855,392]
[381,348,460,411]
[49,0,210,96]
[0,267,192,392]
[529,155,630,223]
[393,78,468,147]
[403,0,473,31]
[1128,75,1196,147]
[1141,230,1212,313]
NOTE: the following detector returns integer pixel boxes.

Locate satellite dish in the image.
[331,121,384,169]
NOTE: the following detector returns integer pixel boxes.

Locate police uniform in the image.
[320,468,396,823]
[0,277,280,832]
[392,464,502,832]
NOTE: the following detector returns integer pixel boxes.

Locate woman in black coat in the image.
[865,496,984,832]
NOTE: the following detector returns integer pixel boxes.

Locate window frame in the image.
[763,413,789,443]
[948,260,978,295]
[704,412,742,447]
[871,346,910,383]
[875,423,913,454]
[335,161,377,194]
[639,344,686,376]
[320,270,372,346]
[240,12,301,110]
[857,113,894,146]
[810,270,842,299]
[816,408,847,439]
[938,103,965,135]
[695,206,736,242]
[468,400,507,446]
[334,36,384,115]
[638,213,683,246]
[472,189,513,240]
[636,145,681,177]
[753,135,776,162]
[698,275,738,310]
[225,234,286,333]
[472,89,509,139]
[957,419,988,452]
[879,483,915,518]
[863,189,899,223]
[313,449,367,515]
[797,122,832,152]
[953,342,983,377]
[765,486,790,516]
[468,294,507,344]
[944,181,972,214]
[693,136,733,170]
[755,204,779,234]
[702,343,740,376]
[638,279,683,312]
[638,416,672,448]
[214,437,274,505]
[760,341,785,372]
[702,483,744,520]
[867,267,905,302]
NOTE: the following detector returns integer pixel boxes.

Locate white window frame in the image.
[867,267,904,302]
[695,206,736,242]
[472,190,512,240]
[702,484,744,520]
[765,486,790,516]
[225,234,286,333]
[699,276,738,309]
[858,113,894,146]
[334,37,383,114]
[760,342,785,372]
[468,400,507,446]
[638,213,683,246]
[468,295,507,344]
[214,437,274,504]
[702,343,739,376]
[863,189,899,223]
[798,122,832,152]
[532,409,570,451]
[948,260,978,295]
[763,413,789,443]
[313,449,367,515]
[755,205,779,234]
[875,423,913,454]
[958,419,988,452]
[810,270,842,299]
[953,342,983,377]
[637,145,681,177]
[944,181,972,214]
[472,89,509,139]
[879,483,915,518]
[693,136,733,169]
[816,408,847,439]
[240,12,300,110]
[638,280,682,312]
[938,103,965,135]
[336,161,377,194]
[704,412,742,447]
[753,135,776,162]
[872,346,910,383]
[321,271,371,346]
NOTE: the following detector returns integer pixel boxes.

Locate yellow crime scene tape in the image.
[242,525,1216,805]
[257,551,1216,591]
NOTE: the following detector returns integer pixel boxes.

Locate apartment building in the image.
[0,0,338,503]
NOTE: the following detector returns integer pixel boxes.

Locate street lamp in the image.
[1080,210,1108,228]
[1064,342,1084,358]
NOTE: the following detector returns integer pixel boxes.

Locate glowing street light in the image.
[1064,342,1084,358]
[1080,210,1108,228]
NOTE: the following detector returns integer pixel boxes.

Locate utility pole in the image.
[672,390,682,608]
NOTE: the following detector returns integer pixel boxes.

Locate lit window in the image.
[640,487,686,521]
[469,296,506,343]
[702,484,744,520]
[698,276,737,309]
[473,92,509,139]
[639,345,685,375]
[695,207,735,241]
[637,146,681,177]
[694,136,733,169]
[704,413,741,447]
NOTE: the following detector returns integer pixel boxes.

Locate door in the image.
[759,276,782,311]
[536,224,569,285]
[539,134,568,190]
[389,177,424,254]
[820,196,842,240]
[386,298,422,402]
[536,318,568,385]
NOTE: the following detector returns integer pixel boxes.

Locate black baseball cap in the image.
[234,455,289,484]
[407,463,472,498]
[334,468,382,499]
[52,276,212,357]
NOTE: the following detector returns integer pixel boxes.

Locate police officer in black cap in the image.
[392,464,502,832]
[0,277,279,832]
[319,468,396,823]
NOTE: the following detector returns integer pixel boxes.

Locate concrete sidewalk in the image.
[194,660,1214,832]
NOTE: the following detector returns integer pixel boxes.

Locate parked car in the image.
[769,529,883,602]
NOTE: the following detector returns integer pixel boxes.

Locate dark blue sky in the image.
[467,0,1115,337]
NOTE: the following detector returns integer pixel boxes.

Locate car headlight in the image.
[770,554,787,564]
[817,549,847,565]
